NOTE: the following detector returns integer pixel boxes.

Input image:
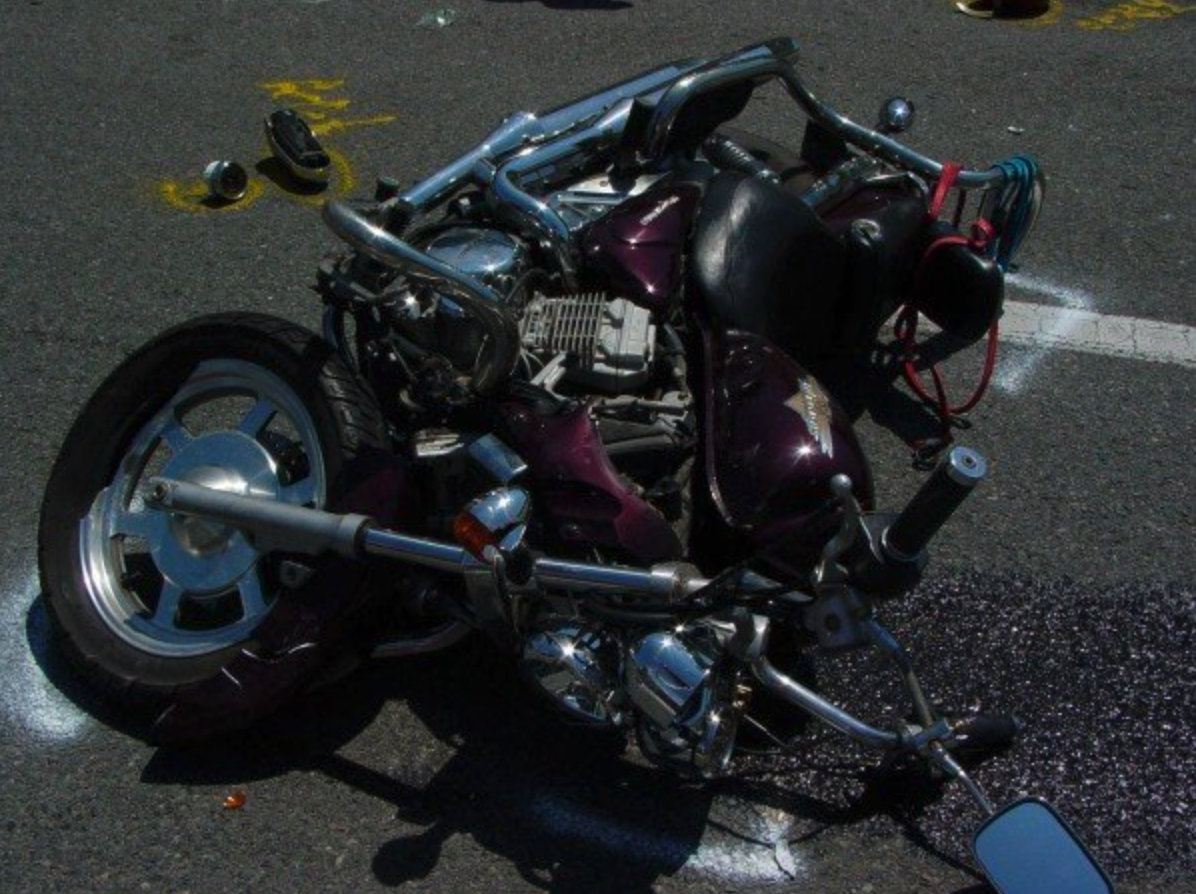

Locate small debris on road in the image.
[957,0,1052,18]
[417,8,458,28]
[222,791,247,810]
[202,160,249,202]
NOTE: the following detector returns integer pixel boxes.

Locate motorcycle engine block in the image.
[520,293,656,393]
[420,227,658,395]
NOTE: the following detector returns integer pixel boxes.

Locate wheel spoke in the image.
[237,569,269,621]
[237,399,277,437]
[159,416,193,453]
[281,476,317,507]
[152,580,186,628]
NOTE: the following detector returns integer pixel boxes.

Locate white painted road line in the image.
[1006,271,1096,310]
[0,566,90,743]
[1002,301,1196,369]
[528,793,799,884]
[994,272,1098,392]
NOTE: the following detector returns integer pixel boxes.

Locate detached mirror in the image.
[973,799,1113,894]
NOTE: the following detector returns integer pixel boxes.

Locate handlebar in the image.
[386,38,1015,264]
[883,446,987,561]
[777,68,1006,190]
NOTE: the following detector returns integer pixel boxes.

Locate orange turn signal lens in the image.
[453,511,498,560]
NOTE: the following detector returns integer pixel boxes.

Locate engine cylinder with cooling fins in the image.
[520,292,656,392]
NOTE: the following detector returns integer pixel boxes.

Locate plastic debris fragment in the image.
[957,0,1051,17]
[222,791,247,810]
[1007,125,1026,135]
[417,7,458,27]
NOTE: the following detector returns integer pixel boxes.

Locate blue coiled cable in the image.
[990,154,1042,271]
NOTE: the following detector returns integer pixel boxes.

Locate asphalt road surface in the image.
[1,1,1194,891]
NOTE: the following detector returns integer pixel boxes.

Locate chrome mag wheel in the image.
[79,359,326,658]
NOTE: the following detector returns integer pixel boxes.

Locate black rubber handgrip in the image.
[883,446,986,560]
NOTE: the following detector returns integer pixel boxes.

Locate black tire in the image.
[37,313,389,715]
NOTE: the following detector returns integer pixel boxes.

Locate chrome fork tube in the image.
[151,477,710,600]
[534,557,706,600]
[361,526,476,573]
[361,521,712,600]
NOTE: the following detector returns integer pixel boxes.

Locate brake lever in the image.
[813,474,862,588]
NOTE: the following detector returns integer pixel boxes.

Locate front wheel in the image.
[38,313,390,714]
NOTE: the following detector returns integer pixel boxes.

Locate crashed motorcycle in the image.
[39,38,1110,893]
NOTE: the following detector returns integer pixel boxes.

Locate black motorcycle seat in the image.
[691,172,846,360]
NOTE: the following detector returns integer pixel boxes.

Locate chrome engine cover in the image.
[423,227,529,292]
[625,625,739,775]
[625,627,719,728]
[521,623,623,725]
[423,227,530,370]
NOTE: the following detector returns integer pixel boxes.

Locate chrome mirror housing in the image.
[973,799,1112,894]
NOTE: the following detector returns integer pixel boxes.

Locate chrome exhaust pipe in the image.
[320,200,521,396]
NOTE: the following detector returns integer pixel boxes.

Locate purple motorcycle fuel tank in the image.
[581,184,701,313]
[699,323,875,578]
[535,179,873,579]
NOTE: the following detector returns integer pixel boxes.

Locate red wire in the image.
[896,309,1000,417]
[896,164,1001,457]
[928,162,962,220]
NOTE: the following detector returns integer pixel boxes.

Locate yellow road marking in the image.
[276,147,357,207]
[154,77,394,216]
[1075,0,1193,31]
[1025,0,1066,26]
[256,78,348,105]
[310,114,397,137]
[155,176,266,214]
[945,0,1193,29]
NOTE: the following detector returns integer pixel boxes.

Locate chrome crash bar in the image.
[752,655,901,750]
[377,38,1009,249]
